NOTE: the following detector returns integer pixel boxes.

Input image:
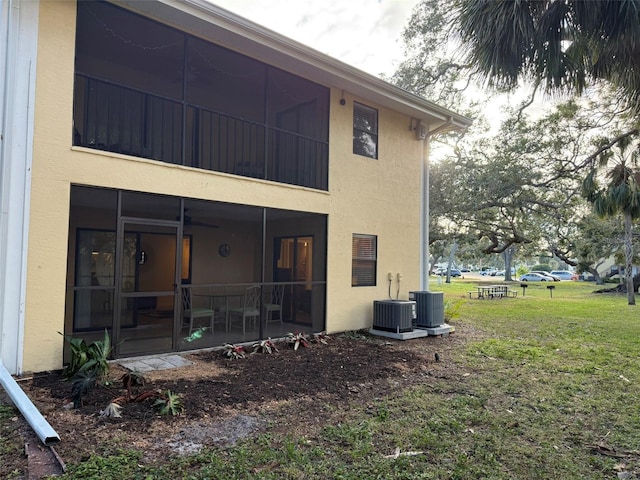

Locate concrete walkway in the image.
[118,354,193,372]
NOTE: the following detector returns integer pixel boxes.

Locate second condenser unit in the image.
[408,291,444,327]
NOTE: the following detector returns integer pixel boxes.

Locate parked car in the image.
[520,273,551,282]
[433,267,462,277]
[549,270,578,281]
[531,271,561,281]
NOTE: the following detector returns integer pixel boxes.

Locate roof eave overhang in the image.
[114,0,472,132]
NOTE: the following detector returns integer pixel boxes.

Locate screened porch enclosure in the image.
[72,1,329,190]
[65,186,327,359]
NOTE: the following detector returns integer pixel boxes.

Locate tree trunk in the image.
[624,212,635,305]
[503,248,514,281]
[445,240,458,284]
[429,255,442,275]
[587,267,603,285]
[593,275,640,294]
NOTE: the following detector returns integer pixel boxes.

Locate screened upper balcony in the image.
[72,1,329,191]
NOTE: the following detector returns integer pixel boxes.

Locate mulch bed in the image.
[2,327,476,476]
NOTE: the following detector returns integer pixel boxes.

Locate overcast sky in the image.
[209,0,548,128]
[210,0,421,77]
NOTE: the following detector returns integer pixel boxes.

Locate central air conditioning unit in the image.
[372,300,416,333]
[408,291,444,328]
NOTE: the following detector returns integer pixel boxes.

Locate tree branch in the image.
[581,129,640,168]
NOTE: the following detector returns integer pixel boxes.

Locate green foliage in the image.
[0,404,25,479]
[38,280,640,479]
[153,390,183,416]
[582,138,640,304]
[58,449,149,480]
[443,298,463,322]
[472,338,547,362]
[70,370,97,408]
[574,213,622,280]
[531,264,551,272]
[61,330,112,407]
[60,329,112,380]
[454,0,640,114]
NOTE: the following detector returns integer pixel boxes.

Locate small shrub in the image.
[60,329,113,407]
[121,371,146,401]
[153,390,183,416]
[252,338,278,354]
[60,329,112,380]
[444,299,464,322]
[223,343,246,359]
[286,331,309,350]
[311,332,331,344]
[339,330,371,342]
[70,370,97,408]
[99,402,123,419]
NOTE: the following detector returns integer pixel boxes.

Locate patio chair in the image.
[264,284,284,325]
[181,288,218,335]
[226,285,261,335]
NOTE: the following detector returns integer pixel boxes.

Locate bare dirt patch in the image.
[4,326,482,474]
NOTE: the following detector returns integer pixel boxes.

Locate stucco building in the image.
[0,0,470,374]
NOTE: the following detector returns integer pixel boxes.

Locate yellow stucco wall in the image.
[326,94,423,333]
[23,1,426,372]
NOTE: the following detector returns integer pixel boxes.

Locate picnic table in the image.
[468,285,518,299]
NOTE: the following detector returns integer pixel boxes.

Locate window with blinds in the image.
[352,234,377,286]
[353,102,378,159]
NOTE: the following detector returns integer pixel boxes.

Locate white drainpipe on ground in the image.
[0,360,60,445]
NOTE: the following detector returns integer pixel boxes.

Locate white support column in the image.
[0,0,39,375]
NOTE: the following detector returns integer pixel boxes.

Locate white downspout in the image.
[421,116,454,290]
[0,1,59,448]
[0,361,60,445]
[0,0,37,376]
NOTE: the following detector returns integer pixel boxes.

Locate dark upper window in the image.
[73,1,329,190]
[353,102,378,159]
[352,234,377,286]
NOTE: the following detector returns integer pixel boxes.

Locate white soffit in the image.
[115,0,471,131]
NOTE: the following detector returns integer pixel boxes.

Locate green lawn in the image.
[5,279,640,479]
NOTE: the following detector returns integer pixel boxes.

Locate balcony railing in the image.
[73,74,328,190]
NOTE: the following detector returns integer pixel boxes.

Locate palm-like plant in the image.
[454,0,640,112]
[582,138,640,305]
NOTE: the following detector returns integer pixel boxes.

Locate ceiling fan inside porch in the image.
[180,209,219,229]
